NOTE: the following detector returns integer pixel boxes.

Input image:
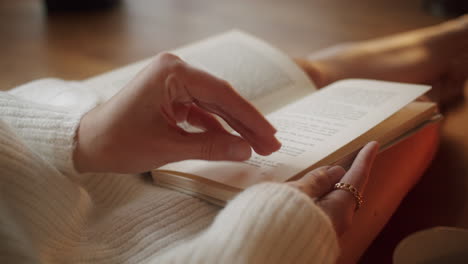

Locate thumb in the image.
[174,132,253,161]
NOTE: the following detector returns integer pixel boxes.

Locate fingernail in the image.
[272,136,282,150]
[228,140,252,160]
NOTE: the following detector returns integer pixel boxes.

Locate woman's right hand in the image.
[288,141,379,236]
[74,53,281,174]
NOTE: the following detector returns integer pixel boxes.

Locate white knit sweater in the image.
[0,79,339,263]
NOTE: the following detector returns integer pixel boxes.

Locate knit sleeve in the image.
[0,92,87,175]
[154,182,340,264]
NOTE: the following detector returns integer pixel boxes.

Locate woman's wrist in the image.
[73,107,103,173]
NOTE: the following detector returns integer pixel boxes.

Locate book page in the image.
[82,30,315,114]
[82,58,152,102]
[157,79,431,189]
[304,101,438,174]
[172,30,315,114]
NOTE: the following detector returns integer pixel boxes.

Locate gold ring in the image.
[333,182,363,211]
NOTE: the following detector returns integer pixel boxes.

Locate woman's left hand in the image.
[288,141,379,236]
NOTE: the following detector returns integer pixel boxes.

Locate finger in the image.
[338,141,379,193]
[315,142,379,235]
[332,148,361,170]
[171,131,252,161]
[185,104,226,132]
[320,141,379,215]
[166,97,227,132]
[172,102,191,123]
[176,62,282,155]
[291,165,346,198]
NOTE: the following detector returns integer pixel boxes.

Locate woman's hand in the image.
[74,53,281,173]
[288,141,379,236]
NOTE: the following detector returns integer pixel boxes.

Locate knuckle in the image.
[333,165,347,176]
[219,79,232,90]
[169,59,185,74]
[311,168,331,188]
[156,52,179,62]
[155,52,185,73]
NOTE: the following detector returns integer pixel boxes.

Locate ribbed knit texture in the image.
[0,79,339,263]
[156,183,339,264]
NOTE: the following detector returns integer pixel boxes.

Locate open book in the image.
[84,30,440,206]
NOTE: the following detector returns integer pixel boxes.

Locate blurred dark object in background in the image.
[45,0,120,13]
[423,0,468,18]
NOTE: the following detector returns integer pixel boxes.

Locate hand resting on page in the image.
[73,53,281,174]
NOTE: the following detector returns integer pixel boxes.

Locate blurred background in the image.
[1,0,467,263]
[2,0,463,90]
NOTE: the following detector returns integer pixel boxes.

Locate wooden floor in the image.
[1,0,467,263]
